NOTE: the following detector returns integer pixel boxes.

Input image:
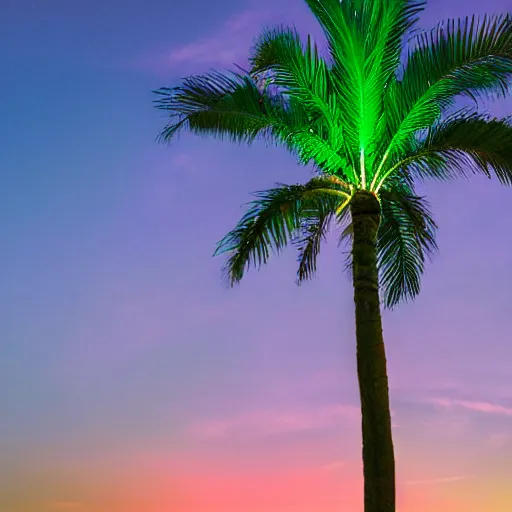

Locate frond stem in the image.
[374,154,422,193]
[369,150,390,191]
[360,149,367,189]
[335,195,353,215]
[306,188,351,201]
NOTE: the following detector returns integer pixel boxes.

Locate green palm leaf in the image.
[153,70,316,145]
[153,66,357,181]
[380,14,512,173]
[249,26,332,115]
[295,195,352,283]
[380,112,512,187]
[154,71,273,143]
[377,187,438,308]
[214,177,350,285]
[293,207,335,283]
[304,0,426,183]
[249,26,355,179]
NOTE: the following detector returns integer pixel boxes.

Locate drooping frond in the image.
[295,188,352,283]
[303,0,426,184]
[379,112,512,187]
[380,14,512,173]
[377,186,438,308]
[154,67,358,181]
[154,70,309,144]
[214,177,351,285]
[294,210,334,283]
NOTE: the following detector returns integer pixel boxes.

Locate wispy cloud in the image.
[321,460,346,472]
[167,9,271,68]
[190,404,359,438]
[487,432,509,449]
[135,0,319,75]
[405,475,471,486]
[431,397,512,417]
[135,7,275,74]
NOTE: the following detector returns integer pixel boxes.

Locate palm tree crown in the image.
[154,0,512,308]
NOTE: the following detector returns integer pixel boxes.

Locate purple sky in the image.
[1,0,512,511]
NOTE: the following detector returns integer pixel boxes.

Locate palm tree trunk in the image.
[350,190,395,512]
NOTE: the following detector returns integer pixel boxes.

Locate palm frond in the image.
[404,14,512,101]
[249,26,355,175]
[381,14,512,169]
[154,65,359,181]
[295,189,353,283]
[249,26,332,119]
[250,26,331,102]
[153,70,304,144]
[381,112,512,186]
[304,0,425,183]
[294,209,334,283]
[214,177,350,285]
[377,187,438,308]
[285,130,358,182]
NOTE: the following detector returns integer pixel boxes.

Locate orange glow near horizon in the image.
[3,454,512,512]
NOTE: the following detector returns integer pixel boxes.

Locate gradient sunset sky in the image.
[1,0,512,511]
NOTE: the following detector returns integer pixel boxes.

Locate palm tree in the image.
[154,1,512,511]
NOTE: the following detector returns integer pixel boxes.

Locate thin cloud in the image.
[431,397,512,416]
[405,475,471,486]
[190,404,360,438]
[322,460,346,472]
[136,8,275,74]
[135,0,317,75]
[168,9,270,67]
[487,432,509,449]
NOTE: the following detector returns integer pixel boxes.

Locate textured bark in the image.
[350,190,395,512]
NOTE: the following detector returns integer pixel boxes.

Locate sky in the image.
[1,0,512,511]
